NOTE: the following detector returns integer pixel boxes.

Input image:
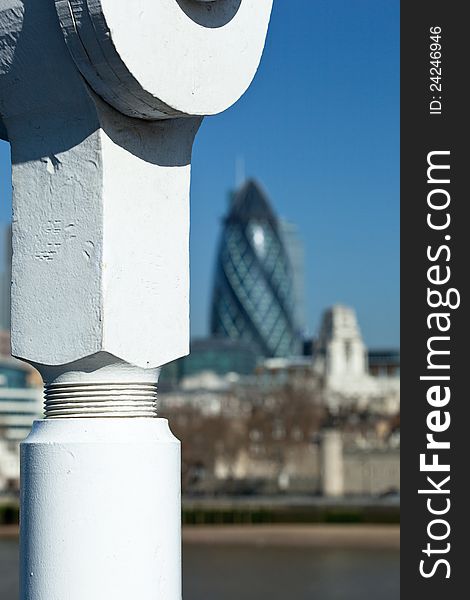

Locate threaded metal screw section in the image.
[44,382,158,419]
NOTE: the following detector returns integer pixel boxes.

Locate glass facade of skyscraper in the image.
[210,180,300,358]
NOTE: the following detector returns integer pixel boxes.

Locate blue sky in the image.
[0,0,399,348]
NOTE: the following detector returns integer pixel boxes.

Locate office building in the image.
[210,179,301,358]
[0,357,42,491]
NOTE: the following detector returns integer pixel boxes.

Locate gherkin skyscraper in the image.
[210,180,300,358]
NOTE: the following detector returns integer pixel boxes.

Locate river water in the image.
[1,538,399,599]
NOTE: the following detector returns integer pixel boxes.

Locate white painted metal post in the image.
[0,1,272,598]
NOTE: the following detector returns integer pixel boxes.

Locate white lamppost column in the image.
[0,1,272,598]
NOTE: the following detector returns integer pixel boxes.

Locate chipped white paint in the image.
[0,0,272,598]
[10,107,201,369]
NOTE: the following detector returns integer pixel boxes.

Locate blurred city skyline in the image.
[0,0,399,348]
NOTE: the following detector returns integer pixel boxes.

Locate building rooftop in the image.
[225,179,277,226]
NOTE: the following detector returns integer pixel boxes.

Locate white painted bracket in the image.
[0,1,272,598]
[0,0,273,373]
